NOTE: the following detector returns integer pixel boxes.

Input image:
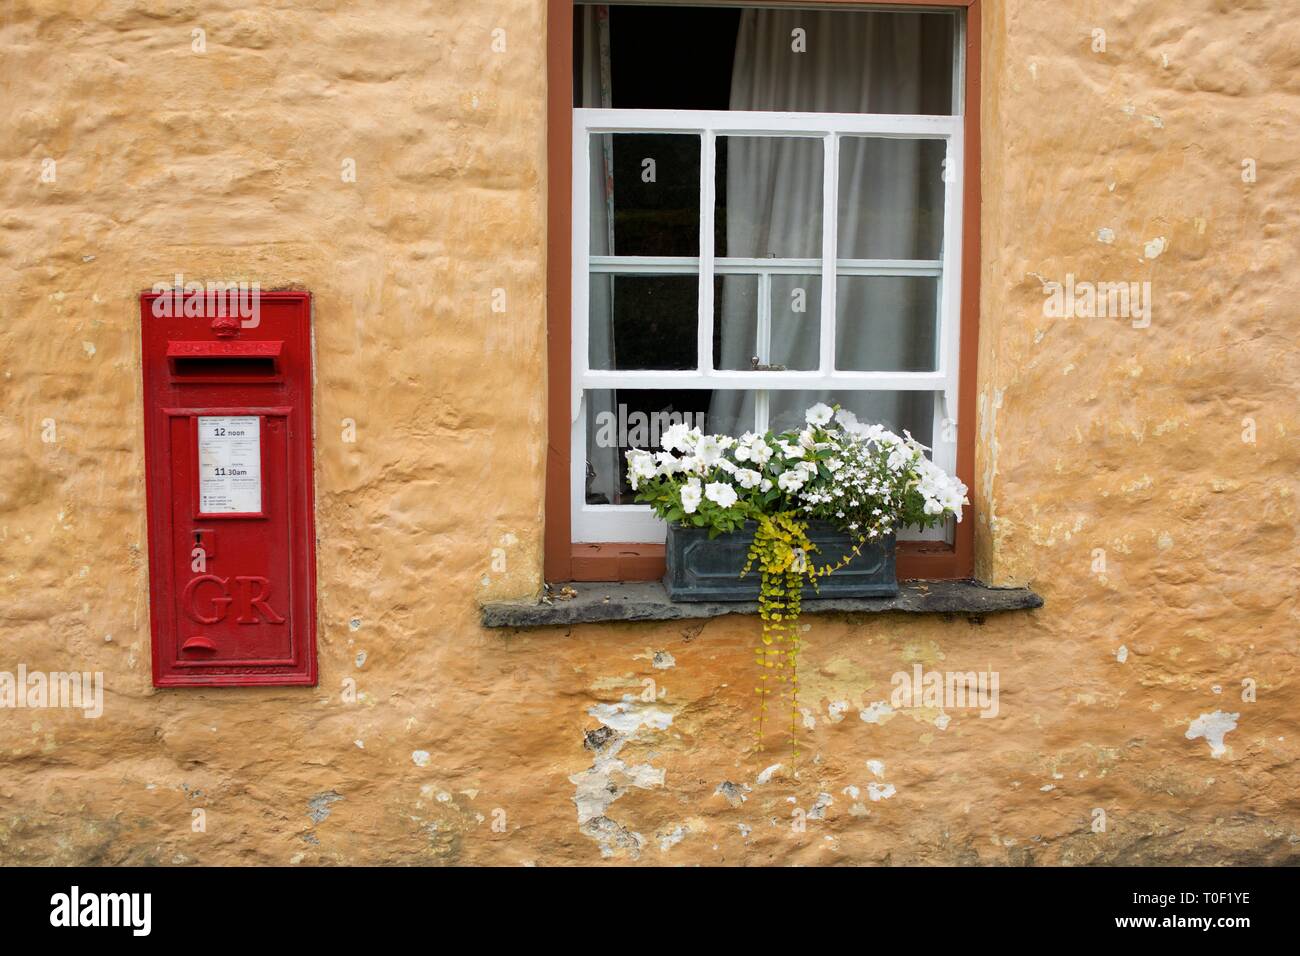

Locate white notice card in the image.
[197,416,262,514]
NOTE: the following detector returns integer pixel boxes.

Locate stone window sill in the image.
[481,580,1043,629]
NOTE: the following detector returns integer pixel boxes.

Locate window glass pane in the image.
[768,274,820,371]
[579,6,955,116]
[590,133,700,257]
[716,135,822,259]
[589,273,698,370]
[766,390,935,447]
[838,137,946,260]
[713,274,821,372]
[712,274,759,371]
[584,388,756,505]
[835,276,938,372]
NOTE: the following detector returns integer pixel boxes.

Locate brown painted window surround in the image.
[545,0,984,584]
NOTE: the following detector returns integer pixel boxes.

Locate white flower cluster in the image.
[625,403,968,536]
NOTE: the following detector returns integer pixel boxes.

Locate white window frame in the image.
[571,37,965,544]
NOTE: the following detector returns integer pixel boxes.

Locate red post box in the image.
[140,290,318,686]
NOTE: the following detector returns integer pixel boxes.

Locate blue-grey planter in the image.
[663,520,897,602]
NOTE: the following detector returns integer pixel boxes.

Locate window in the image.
[547,1,981,581]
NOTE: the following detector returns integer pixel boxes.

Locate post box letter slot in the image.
[167,341,283,381]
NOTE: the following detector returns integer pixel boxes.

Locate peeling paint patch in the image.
[808,792,833,820]
[589,700,673,735]
[1143,236,1168,259]
[859,701,894,724]
[1186,711,1239,758]
[867,782,896,802]
[570,697,673,859]
[827,700,850,722]
[652,650,676,669]
[580,816,645,858]
[1116,645,1129,663]
[658,824,688,851]
[307,791,342,824]
[756,763,783,785]
[411,750,430,767]
[866,759,885,779]
[1097,227,1115,244]
[715,780,749,807]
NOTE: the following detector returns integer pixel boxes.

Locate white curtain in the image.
[713,9,950,439]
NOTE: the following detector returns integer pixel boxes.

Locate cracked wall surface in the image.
[0,0,1297,865]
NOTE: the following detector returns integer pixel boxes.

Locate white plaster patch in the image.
[756,763,782,785]
[1097,227,1115,244]
[737,823,752,839]
[934,712,951,730]
[800,708,816,729]
[411,750,430,767]
[1186,710,1239,758]
[714,781,749,806]
[652,650,675,669]
[571,697,673,859]
[842,785,860,799]
[1116,644,1129,663]
[808,792,833,820]
[657,824,688,852]
[827,700,850,723]
[866,759,885,779]
[859,701,894,724]
[589,700,673,735]
[82,341,95,357]
[1143,236,1168,259]
[867,782,896,802]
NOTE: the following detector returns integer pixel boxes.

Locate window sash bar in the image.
[576,108,960,138]
[590,256,942,277]
[819,131,838,375]
[698,130,716,374]
[579,369,948,390]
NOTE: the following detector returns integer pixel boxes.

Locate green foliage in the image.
[741,512,863,755]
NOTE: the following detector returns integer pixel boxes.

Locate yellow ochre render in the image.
[0,1,1296,864]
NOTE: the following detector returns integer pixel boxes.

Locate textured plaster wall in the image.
[0,0,1296,865]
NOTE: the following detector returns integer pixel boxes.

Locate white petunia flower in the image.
[660,422,691,453]
[626,450,657,490]
[680,479,702,514]
[806,402,833,426]
[748,439,774,466]
[778,471,806,492]
[704,482,739,508]
[735,468,763,489]
[654,451,682,476]
[695,435,723,467]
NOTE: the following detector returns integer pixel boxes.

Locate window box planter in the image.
[664,520,898,602]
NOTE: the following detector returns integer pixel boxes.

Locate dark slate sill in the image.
[481,580,1043,629]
